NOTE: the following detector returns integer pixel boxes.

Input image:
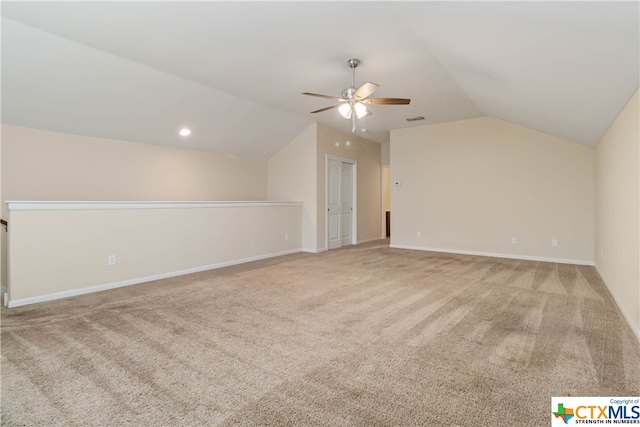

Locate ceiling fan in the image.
[303,59,411,133]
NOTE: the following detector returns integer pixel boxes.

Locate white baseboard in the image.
[6,248,303,308]
[305,240,382,252]
[1,287,7,307]
[304,239,383,253]
[302,247,327,254]
[594,266,640,343]
[357,237,385,244]
[389,244,595,266]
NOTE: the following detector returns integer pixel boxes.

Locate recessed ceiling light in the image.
[179,128,191,136]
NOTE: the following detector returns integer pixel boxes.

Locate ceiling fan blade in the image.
[361,98,411,105]
[353,82,379,101]
[302,92,346,102]
[310,104,341,114]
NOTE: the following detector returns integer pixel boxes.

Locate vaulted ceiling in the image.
[2,2,638,159]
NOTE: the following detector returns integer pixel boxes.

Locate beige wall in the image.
[1,124,269,290]
[595,89,639,335]
[381,142,390,166]
[0,135,3,294]
[8,202,301,303]
[383,167,391,212]
[1,125,267,208]
[391,117,595,263]
[316,124,382,248]
[267,123,318,251]
[268,123,382,251]
[382,143,391,223]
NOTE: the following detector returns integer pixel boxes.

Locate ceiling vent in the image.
[405,116,425,122]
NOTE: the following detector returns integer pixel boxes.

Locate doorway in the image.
[326,155,357,250]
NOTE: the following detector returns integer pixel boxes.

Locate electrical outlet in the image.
[108,255,117,266]
[551,239,558,247]
[511,237,517,244]
[416,231,421,238]
[284,233,289,241]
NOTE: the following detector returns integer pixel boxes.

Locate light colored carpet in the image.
[2,240,639,426]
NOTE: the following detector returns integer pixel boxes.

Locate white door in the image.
[341,162,353,246]
[327,159,342,249]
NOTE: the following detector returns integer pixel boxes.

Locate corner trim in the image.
[388,244,595,266]
[6,248,302,308]
[594,266,640,343]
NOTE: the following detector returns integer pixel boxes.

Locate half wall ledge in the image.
[6,200,303,211]
[5,200,303,307]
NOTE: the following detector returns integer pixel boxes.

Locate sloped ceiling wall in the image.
[1,2,638,159]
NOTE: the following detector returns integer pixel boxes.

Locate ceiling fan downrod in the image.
[348,59,359,133]
[347,58,359,89]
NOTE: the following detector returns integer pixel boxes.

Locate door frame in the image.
[325,154,357,249]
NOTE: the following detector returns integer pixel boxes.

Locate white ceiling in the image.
[1,2,638,159]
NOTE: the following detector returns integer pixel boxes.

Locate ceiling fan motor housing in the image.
[342,87,357,100]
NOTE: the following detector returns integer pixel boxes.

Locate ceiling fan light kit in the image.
[303,58,410,133]
[339,102,369,120]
